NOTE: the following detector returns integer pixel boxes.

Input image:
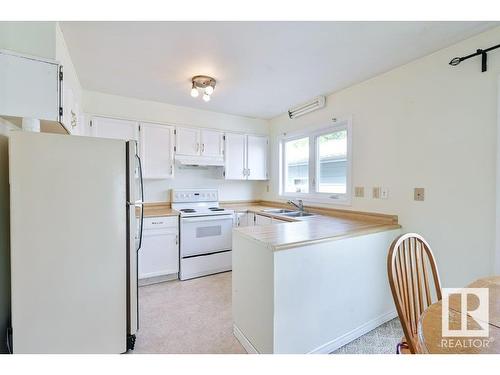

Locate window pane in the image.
[317,130,347,194]
[284,137,309,193]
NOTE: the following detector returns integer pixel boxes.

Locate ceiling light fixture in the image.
[190,83,199,98]
[190,75,216,102]
[288,96,326,119]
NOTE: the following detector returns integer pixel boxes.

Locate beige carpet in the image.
[133,271,245,354]
[133,271,401,354]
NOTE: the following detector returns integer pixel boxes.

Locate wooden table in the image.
[418,276,500,353]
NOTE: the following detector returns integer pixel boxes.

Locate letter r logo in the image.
[442,288,489,337]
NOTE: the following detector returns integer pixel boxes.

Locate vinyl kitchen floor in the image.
[132,271,402,354]
[133,271,246,354]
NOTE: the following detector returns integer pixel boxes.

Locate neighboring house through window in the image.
[280,118,352,204]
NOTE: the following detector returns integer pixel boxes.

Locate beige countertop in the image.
[222,202,401,251]
[142,204,179,218]
[137,200,400,250]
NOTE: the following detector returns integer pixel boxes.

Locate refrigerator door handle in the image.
[136,153,144,252]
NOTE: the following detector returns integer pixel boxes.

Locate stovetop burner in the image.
[209,207,225,211]
[180,208,196,213]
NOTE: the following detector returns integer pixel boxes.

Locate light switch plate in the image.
[372,187,381,199]
[414,188,425,201]
[381,187,389,199]
[354,186,364,198]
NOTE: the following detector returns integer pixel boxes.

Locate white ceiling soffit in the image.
[60,21,497,119]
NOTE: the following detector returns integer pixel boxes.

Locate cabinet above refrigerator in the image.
[0,49,68,134]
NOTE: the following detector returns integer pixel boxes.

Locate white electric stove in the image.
[171,189,234,280]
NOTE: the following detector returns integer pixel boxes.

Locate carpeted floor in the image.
[133,271,402,354]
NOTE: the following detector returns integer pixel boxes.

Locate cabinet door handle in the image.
[175,234,179,245]
[247,168,251,176]
[195,143,200,153]
[201,143,205,153]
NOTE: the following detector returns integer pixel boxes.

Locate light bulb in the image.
[190,87,199,98]
[203,93,211,102]
[205,85,214,95]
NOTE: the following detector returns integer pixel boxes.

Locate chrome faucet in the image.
[287,199,304,212]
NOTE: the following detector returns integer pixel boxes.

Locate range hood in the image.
[175,155,224,167]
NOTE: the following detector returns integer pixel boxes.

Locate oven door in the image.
[180,215,233,257]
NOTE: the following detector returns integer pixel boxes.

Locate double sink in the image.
[262,208,315,218]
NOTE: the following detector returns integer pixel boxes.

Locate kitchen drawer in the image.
[143,216,178,230]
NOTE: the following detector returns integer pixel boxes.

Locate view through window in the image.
[281,123,351,201]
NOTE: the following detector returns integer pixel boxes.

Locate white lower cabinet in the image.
[139,216,179,281]
[235,212,286,227]
[254,214,272,226]
[234,212,252,227]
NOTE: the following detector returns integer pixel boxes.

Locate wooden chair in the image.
[387,233,442,354]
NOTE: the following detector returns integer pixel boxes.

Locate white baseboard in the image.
[138,273,178,286]
[308,310,398,354]
[233,324,259,354]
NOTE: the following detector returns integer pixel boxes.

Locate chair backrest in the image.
[387,233,442,354]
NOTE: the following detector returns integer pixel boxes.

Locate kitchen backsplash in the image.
[143,164,266,202]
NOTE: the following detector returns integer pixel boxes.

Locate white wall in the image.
[144,167,264,203]
[264,26,500,288]
[0,21,56,59]
[83,90,269,202]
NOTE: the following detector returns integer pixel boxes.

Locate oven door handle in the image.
[181,215,234,223]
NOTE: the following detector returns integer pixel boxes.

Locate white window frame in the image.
[279,118,352,205]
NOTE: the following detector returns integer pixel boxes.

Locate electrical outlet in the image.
[372,187,381,199]
[414,188,425,201]
[381,187,389,200]
[354,186,364,198]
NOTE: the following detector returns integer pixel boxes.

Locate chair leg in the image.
[396,342,409,354]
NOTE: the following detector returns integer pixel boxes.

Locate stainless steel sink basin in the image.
[262,209,296,214]
[281,211,315,217]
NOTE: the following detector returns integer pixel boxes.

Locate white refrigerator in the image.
[8,131,144,353]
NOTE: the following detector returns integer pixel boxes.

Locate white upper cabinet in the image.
[175,127,200,156]
[224,133,268,181]
[140,123,174,179]
[246,135,268,180]
[0,50,62,123]
[224,133,247,180]
[175,127,224,166]
[91,116,139,141]
[200,129,223,158]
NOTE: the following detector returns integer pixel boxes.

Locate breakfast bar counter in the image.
[224,202,400,251]
[229,202,402,354]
